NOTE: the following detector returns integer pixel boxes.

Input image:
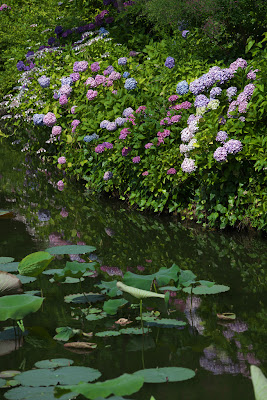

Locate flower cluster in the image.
[73,61,88,73]
[90,62,100,72]
[176,80,189,95]
[58,156,66,164]
[33,114,44,126]
[103,171,113,180]
[43,112,56,127]
[118,57,127,65]
[38,75,50,88]
[164,57,175,69]
[124,78,137,90]
[0,4,11,11]
[119,127,130,139]
[95,142,113,153]
[189,66,234,95]
[132,156,140,163]
[84,133,99,142]
[86,89,98,100]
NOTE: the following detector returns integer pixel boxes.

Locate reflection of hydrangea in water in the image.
[216,131,228,143]
[181,158,197,173]
[33,114,44,126]
[103,171,113,181]
[83,133,99,142]
[124,78,137,90]
[224,139,242,154]
[38,209,51,222]
[38,75,50,88]
[176,80,189,95]
[164,56,175,69]
[213,147,228,162]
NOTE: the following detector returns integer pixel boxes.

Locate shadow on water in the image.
[0,142,266,400]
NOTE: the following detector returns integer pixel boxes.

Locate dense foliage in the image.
[0,0,266,231]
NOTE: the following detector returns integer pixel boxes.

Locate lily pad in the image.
[34,359,74,369]
[95,331,121,337]
[85,313,107,321]
[0,377,6,387]
[16,366,101,387]
[4,386,77,400]
[42,269,63,276]
[0,262,19,273]
[0,371,21,379]
[0,294,44,321]
[18,252,54,277]
[45,245,96,255]
[103,299,128,315]
[179,270,197,287]
[50,277,84,284]
[54,373,144,399]
[95,280,122,298]
[136,316,186,328]
[123,264,180,291]
[0,257,15,264]
[183,284,230,295]
[159,286,180,292]
[120,327,151,335]
[64,293,104,304]
[134,367,195,383]
[0,272,23,296]
[16,275,37,284]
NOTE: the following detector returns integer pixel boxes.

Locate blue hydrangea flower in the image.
[115,117,126,126]
[84,133,99,142]
[61,76,73,86]
[194,94,210,108]
[38,209,51,222]
[38,75,50,88]
[124,78,137,90]
[210,87,222,98]
[164,57,175,69]
[176,80,189,95]
[99,27,109,37]
[17,61,25,71]
[123,71,130,78]
[33,114,45,126]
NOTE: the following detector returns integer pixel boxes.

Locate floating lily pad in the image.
[16,366,101,387]
[85,313,107,321]
[95,331,121,337]
[0,377,6,387]
[0,271,23,296]
[50,276,84,284]
[136,316,186,328]
[103,299,128,315]
[0,262,19,273]
[0,294,44,321]
[3,379,20,388]
[0,371,20,379]
[159,286,180,292]
[16,275,36,284]
[120,327,151,335]
[34,359,74,369]
[183,284,230,295]
[42,269,63,276]
[45,245,96,255]
[4,386,77,400]
[64,293,104,304]
[134,367,195,383]
[0,257,15,264]
[55,373,144,399]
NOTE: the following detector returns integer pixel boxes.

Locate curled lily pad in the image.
[134,367,195,383]
[34,359,74,369]
[18,252,54,277]
[0,272,23,296]
[0,294,44,321]
[117,282,165,300]
[16,366,101,387]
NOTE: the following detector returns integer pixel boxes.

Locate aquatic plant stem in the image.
[140,299,144,335]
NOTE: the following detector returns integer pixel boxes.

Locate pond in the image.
[0,142,266,400]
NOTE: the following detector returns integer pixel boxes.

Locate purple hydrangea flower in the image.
[55,25,63,35]
[71,119,80,127]
[33,114,44,126]
[216,131,228,143]
[122,146,131,156]
[176,80,189,95]
[124,78,137,90]
[83,133,99,142]
[119,127,130,139]
[48,37,56,46]
[115,117,126,126]
[53,91,60,100]
[103,142,113,149]
[59,84,72,97]
[90,62,100,72]
[142,171,149,176]
[73,61,88,72]
[168,94,179,102]
[123,71,130,78]
[213,147,228,162]
[52,125,62,136]
[229,58,248,72]
[167,168,176,174]
[17,61,25,71]
[86,89,98,100]
[181,128,194,142]
[100,120,110,129]
[224,139,242,154]
[132,156,140,163]
[194,94,209,108]
[181,157,197,173]
[103,65,114,76]
[182,30,189,37]
[122,107,134,117]
[58,156,66,164]
[38,75,50,88]
[61,76,73,86]
[103,171,113,181]
[106,121,117,131]
[95,144,105,153]
[145,143,153,149]
[210,87,222,98]
[70,72,80,82]
[59,95,68,106]
[71,106,77,114]
[164,57,175,69]
[226,86,237,100]
[118,57,127,65]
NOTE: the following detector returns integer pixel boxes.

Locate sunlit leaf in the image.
[251,365,267,400]
[18,252,54,277]
[0,294,44,321]
[53,327,80,342]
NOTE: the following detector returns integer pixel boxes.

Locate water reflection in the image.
[0,143,267,383]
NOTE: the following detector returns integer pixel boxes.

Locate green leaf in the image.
[64,293,104,304]
[251,365,267,400]
[120,327,151,335]
[16,367,101,387]
[178,270,196,287]
[95,331,121,337]
[0,294,44,321]
[95,280,122,298]
[103,299,128,315]
[45,245,96,255]
[4,386,77,400]
[54,373,144,399]
[18,252,54,277]
[123,264,180,290]
[134,367,195,383]
[53,327,80,342]
[117,282,165,300]
[183,284,230,295]
[136,316,186,328]
[34,359,74,369]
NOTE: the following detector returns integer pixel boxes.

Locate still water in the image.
[0,143,266,400]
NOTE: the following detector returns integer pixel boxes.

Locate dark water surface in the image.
[0,143,266,400]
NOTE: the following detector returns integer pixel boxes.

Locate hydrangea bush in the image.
[1,3,266,230]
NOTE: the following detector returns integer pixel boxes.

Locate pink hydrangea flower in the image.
[85,77,96,87]
[119,127,130,139]
[136,105,146,113]
[71,119,80,127]
[168,94,179,102]
[86,89,98,100]
[145,143,153,149]
[90,62,100,72]
[109,71,121,81]
[60,208,68,218]
[70,72,80,82]
[43,112,56,127]
[58,156,66,164]
[71,106,77,114]
[171,115,181,123]
[57,180,64,190]
[132,156,140,163]
[142,171,149,176]
[59,85,72,97]
[167,168,176,175]
[112,90,118,94]
[59,95,68,106]
[52,125,62,135]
